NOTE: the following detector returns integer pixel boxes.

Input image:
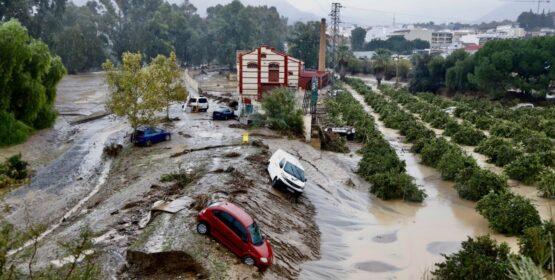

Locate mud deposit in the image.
[1,73,319,280]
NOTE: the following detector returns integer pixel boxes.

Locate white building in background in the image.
[365,26,397,41]
[452,29,476,43]
[496,25,526,38]
[353,51,376,60]
[389,28,453,50]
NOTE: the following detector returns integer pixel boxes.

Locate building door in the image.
[268,63,279,83]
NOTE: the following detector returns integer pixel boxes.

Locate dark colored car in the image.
[212,107,235,120]
[197,201,273,270]
[132,127,171,146]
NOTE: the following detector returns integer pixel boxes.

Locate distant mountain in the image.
[187,0,319,23]
[477,2,555,23]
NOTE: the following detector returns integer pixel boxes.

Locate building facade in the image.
[236,45,303,103]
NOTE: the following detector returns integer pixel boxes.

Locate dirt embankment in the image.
[104,138,319,279]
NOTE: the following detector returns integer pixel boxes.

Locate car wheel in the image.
[146,140,152,147]
[271,177,278,187]
[196,222,209,235]
[243,256,255,266]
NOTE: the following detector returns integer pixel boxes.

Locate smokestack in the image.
[318,18,326,72]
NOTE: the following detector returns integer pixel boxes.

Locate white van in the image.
[267,149,307,194]
[187,97,209,112]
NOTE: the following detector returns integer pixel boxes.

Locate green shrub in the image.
[455,168,507,201]
[476,191,541,235]
[475,137,522,167]
[437,149,477,180]
[160,172,191,187]
[491,122,523,139]
[518,221,555,269]
[32,106,58,129]
[261,88,304,135]
[369,172,426,202]
[420,138,452,167]
[0,111,33,147]
[537,171,555,198]
[432,235,512,280]
[4,154,29,180]
[451,122,486,146]
[443,119,460,137]
[505,154,546,184]
[521,134,552,154]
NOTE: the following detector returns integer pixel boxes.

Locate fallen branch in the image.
[170,143,243,158]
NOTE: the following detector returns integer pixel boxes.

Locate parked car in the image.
[188,97,209,112]
[325,126,356,141]
[132,127,171,146]
[213,107,235,120]
[267,149,307,194]
[196,201,273,270]
[511,103,534,110]
[442,106,457,115]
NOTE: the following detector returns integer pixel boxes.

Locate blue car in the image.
[212,107,235,120]
[132,127,171,146]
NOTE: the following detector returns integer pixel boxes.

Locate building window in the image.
[247,62,258,69]
[268,63,279,83]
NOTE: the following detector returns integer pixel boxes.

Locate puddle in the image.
[354,261,401,273]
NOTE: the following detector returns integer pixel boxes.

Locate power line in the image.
[330,2,342,82]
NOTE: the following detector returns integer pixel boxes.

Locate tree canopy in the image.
[351,27,366,51]
[287,21,321,69]
[0,20,66,146]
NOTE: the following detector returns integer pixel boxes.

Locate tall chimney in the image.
[318,18,326,72]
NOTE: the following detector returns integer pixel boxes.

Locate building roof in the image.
[464,43,482,51]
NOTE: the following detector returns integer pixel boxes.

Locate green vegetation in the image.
[259,88,304,136]
[455,169,508,202]
[0,20,65,146]
[350,27,366,51]
[475,137,522,167]
[103,52,185,130]
[160,172,192,188]
[348,78,509,202]
[505,154,546,185]
[450,122,486,146]
[518,220,555,270]
[517,11,554,31]
[328,85,426,202]
[508,255,545,280]
[0,154,29,190]
[476,191,541,235]
[1,0,288,72]
[364,36,430,54]
[537,171,555,198]
[409,36,555,100]
[432,235,512,280]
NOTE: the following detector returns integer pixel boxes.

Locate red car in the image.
[196,201,273,270]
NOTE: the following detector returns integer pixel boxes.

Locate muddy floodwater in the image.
[1,72,545,280]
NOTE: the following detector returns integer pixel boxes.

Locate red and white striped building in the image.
[236,45,303,105]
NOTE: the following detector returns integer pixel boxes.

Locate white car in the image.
[187,97,209,112]
[267,149,307,194]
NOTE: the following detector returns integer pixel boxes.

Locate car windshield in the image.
[189,98,197,103]
[284,162,305,181]
[248,223,264,246]
[199,98,208,103]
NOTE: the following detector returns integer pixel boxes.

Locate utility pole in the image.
[330,2,342,83]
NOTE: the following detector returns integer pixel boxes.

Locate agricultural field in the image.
[346,77,555,277]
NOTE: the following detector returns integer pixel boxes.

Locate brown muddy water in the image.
[275,86,525,280]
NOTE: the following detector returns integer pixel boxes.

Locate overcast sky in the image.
[281,0,553,24]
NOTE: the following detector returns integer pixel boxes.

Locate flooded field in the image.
[1,72,543,279]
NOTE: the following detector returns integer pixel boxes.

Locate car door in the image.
[212,211,243,255]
